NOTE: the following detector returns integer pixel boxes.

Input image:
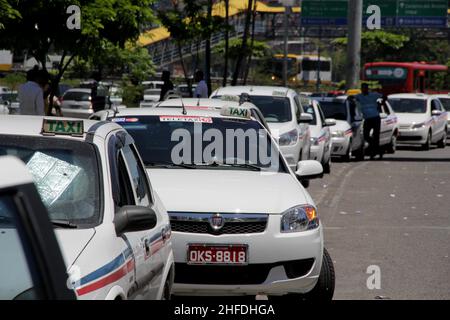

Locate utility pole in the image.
[345,0,362,90]
[316,26,322,92]
[282,5,291,87]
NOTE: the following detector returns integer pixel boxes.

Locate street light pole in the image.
[345,0,362,90]
[282,6,290,87]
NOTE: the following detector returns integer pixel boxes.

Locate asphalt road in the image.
[309,143,450,300]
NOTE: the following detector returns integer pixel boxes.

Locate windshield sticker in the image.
[26,152,81,206]
[159,116,213,123]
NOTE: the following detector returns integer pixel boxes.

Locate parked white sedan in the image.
[388,93,447,149]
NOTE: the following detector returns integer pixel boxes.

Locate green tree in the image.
[0,0,155,112]
[0,0,20,29]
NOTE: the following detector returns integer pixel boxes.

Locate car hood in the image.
[55,229,96,268]
[267,122,296,138]
[329,119,350,133]
[395,113,429,126]
[0,227,33,299]
[147,169,312,214]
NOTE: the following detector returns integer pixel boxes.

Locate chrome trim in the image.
[169,212,268,223]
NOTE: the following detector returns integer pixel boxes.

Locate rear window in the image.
[63,91,91,102]
[388,98,427,114]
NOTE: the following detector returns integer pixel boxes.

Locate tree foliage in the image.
[214,39,269,61]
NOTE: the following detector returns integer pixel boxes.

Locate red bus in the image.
[363,62,448,96]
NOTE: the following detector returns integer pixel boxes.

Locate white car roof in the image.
[431,94,450,99]
[212,86,294,97]
[0,115,122,140]
[156,98,257,110]
[388,93,429,100]
[0,156,34,189]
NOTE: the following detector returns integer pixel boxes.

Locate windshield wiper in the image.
[50,220,78,229]
[196,161,261,171]
[145,162,197,169]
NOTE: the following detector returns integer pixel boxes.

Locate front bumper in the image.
[171,216,323,296]
[331,137,350,156]
[398,126,429,144]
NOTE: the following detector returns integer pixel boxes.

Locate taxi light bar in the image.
[42,119,84,136]
[220,106,251,119]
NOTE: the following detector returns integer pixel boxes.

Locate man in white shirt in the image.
[194,70,208,98]
[18,68,45,116]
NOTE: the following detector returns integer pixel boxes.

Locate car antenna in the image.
[180,96,187,115]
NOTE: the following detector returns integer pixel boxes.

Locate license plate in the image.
[187,244,248,265]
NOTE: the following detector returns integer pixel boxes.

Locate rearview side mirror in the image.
[324,118,336,127]
[114,205,157,235]
[295,160,323,180]
[299,113,313,124]
[380,113,388,119]
[431,110,442,116]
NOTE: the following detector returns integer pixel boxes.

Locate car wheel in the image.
[437,130,447,149]
[341,143,352,162]
[322,156,331,174]
[282,248,335,301]
[422,131,432,150]
[387,134,397,154]
[354,143,365,161]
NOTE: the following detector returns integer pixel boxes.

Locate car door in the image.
[294,95,310,155]
[379,102,394,146]
[430,99,445,140]
[348,99,364,151]
[317,103,331,157]
[119,142,165,299]
[0,157,76,300]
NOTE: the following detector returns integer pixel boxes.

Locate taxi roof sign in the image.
[220,106,251,119]
[220,95,240,102]
[42,119,84,137]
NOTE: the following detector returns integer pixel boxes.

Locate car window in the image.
[245,96,292,123]
[293,96,303,121]
[438,98,450,111]
[117,153,135,207]
[431,99,443,112]
[388,98,427,113]
[121,145,151,207]
[63,91,91,102]
[304,104,317,125]
[0,194,44,300]
[317,103,327,124]
[319,101,348,121]
[0,136,101,227]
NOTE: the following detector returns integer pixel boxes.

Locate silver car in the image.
[60,88,93,118]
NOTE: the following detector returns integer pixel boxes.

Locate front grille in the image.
[171,220,267,235]
[175,258,315,285]
[399,125,411,130]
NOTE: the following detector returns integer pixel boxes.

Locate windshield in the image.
[112,116,284,172]
[438,98,450,111]
[318,101,347,121]
[0,135,101,227]
[244,96,292,123]
[388,98,427,113]
[63,91,91,102]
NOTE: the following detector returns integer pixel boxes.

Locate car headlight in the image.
[412,122,425,129]
[332,131,345,138]
[310,137,319,146]
[281,205,319,233]
[279,129,299,146]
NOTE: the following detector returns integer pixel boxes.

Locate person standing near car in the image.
[159,70,174,101]
[18,66,46,116]
[355,83,385,159]
[193,70,208,98]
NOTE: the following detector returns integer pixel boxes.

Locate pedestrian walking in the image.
[193,70,208,98]
[18,67,46,116]
[159,70,174,101]
[355,83,386,159]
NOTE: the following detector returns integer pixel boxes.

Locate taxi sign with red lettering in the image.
[42,119,84,136]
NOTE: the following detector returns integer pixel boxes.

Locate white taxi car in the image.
[432,94,450,137]
[312,96,365,161]
[99,105,335,300]
[388,94,447,149]
[0,116,174,300]
[302,97,335,173]
[211,86,313,170]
